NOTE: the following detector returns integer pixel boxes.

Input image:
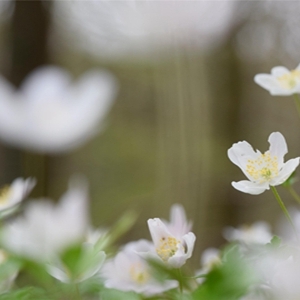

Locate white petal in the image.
[254,74,280,91]
[20,66,71,103]
[228,141,258,180]
[232,180,269,195]
[168,204,192,237]
[268,132,287,168]
[168,232,196,268]
[272,158,300,186]
[47,264,70,283]
[147,218,171,247]
[271,66,290,77]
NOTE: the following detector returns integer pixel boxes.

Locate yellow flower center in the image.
[277,69,300,90]
[129,262,149,284]
[156,236,180,262]
[0,185,11,205]
[246,152,279,183]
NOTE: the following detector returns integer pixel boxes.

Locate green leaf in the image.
[193,245,257,300]
[100,288,142,300]
[267,235,281,248]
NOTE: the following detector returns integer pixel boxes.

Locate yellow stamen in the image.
[129,262,149,284]
[156,236,180,262]
[0,185,11,204]
[246,152,279,183]
[277,69,300,90]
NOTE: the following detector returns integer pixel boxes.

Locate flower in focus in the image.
[223,222,273,245]
[254,64,300,95]
[147,218,195,268]
[163,204,192,238]
[0,177,35,214]
[102,239,177,296]
[0,66,117,153]
[1,177,89,262]
[228,132,300,195]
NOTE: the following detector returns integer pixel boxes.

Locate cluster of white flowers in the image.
[0,61,300,298]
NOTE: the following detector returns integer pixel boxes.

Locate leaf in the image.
[192,245,257,300]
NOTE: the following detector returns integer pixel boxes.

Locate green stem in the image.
[271,186,298,237]
[177,268,183,294]
[293,94,300,119]
[288,186,300,205]
[75,284,82,300]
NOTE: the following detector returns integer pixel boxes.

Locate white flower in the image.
[54,1,234,59]
[147,218,195,268]
[163,204,192,238]
[254,64,300,96]
[0,66,117,153]
[228,132,300,195]
[223,222,273,245]
[0,177,35,214]
[102,239,177,296]
[1,177,89,262]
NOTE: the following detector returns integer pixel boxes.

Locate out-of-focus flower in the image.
[163,204,192,238]
[196,248,221,284]
[252,246,300,300]
[1,177,89,262]
[0,177,35,214]
[228,132,300,195]
[223,222,273,245]
[54,1,234,60]
[0,66,117,153]
[254,64,300,96]
[102,239,177,296]
[147,218,195,268]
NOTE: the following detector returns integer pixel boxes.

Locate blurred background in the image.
[0,0,299,264]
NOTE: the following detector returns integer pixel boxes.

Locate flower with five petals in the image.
[228,132,300,195]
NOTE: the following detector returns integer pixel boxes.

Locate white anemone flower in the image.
[0,177,35,214]
[228,132,300,195]
[147,218,195,268]
[0,66,117,153]
[254,64,300,96]
[223,222,273,245]
[102,239,177,296]
[1,177,89,262]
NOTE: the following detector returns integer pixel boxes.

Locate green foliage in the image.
[192,245,256,300]
[100,288,142,300]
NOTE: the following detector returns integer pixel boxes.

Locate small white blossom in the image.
[102,239,177,296]
[228,132,300,195]
[223,222,273,245]
[147,218,195,268]
[1,177,89,262]
[254,64,300,95]
[0,177,35,214]
[0,66,117,153]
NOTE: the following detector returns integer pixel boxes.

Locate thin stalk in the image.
[288,186,300,205]
[177,268,183,294]
[293,94,300,118]
[75,284,82,300]
[271,186,298,237]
